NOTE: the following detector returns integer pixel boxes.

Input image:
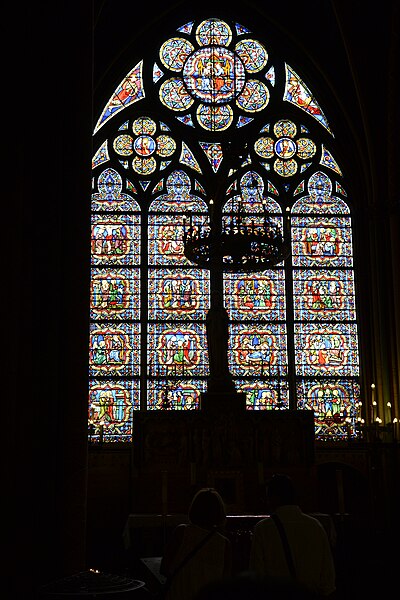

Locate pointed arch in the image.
[89,14,361,442]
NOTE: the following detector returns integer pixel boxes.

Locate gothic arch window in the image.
[89,16,361,443]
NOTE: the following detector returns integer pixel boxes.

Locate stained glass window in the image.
[90,15,361,443]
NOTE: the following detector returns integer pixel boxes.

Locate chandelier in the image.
[183,177,290,271]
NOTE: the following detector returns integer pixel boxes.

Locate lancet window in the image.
[89,17,361,443]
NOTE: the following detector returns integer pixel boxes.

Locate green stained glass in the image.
[293,269,356,321]
[294,322,359,377]
[88,379,139,443]
[89,16,361,443]
[90,268,140,320]
[147,379,205,410]
[89,322,140,377]
[296,379,360,441]
[237,379,289,410]
[148,268,210,320]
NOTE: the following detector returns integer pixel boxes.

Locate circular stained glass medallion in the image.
[134,135,156,156]
[132,117,157,136]
[113,135,133,156]
[196,18,232,46]
[156,135,176,157]
[274,137,297,159]
[274,158,298,177]
[132,156,157,175]
[235,39,268,73]
[273,119,297,138]
[183,46,246,104]
[159,78,194,111]
[196,104,233,131]
[236,80,269,112]
[254,136,275,159]
[159,37,194,71]
[296,138,316,159]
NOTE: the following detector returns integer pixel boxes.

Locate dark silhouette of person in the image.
[249,474,336,598]
[160,488,232,600]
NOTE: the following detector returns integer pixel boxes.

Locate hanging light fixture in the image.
[183,175,290,271]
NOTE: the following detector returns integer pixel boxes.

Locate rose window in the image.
[157,18,270,131]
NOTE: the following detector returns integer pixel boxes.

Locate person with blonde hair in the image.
[160,488,232,600]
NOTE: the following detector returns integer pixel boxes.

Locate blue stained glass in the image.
[147,379,205,410]
[92,168,140,212]
[149,170,208,212]
[291,215,353,268]
[88,379,139,443]
[148,213,209,266]
[91,213,140,266]
[293,269,356,321]
[90,268,140,320]
[88,17,362,443]
[148,268,210,320]
[296,378,360,440]
[89,322,140,377]
[148,322,208,377]
[294,322,359,377]
[292,172,349,215]
[229,323,288,377]
[224,271,286,321]
[236,379,289,410]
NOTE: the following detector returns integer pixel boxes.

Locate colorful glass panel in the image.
[147,379,206,410]
[237,379,289,410]
[148,268,210,320]
[92,168,140,212]
[148,213,210,266]
[92,141,110,169]
[88,379,139,443]
[230,323,288,377]
[196,18,232,46]
[293,269,356,321]
[89,15,361,444]
[284,64,332,134]
[148,322,208,376]
[90,268,140,320]
[160,78,194,111]
[320,145,343,175]
[236,80,269,112]
[296,379,361,440]
[91,214,140,265]
[159,37,194,71]
[294,322,359,377]
[235,39,268,73]
[113,134,133,156]
[224,271,286,321]
[93,61,145,134]
[291,215,353,267]
[196,104,233,131]
[89,322,140,377]
[182,46,245,103]
[292,171,349,214]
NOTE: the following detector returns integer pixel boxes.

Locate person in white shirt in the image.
[249,473,336,598]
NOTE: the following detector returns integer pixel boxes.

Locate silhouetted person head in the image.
[188,488,227,529]
[266,473,297,511]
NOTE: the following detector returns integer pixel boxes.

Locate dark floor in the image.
[86,514,397,599]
